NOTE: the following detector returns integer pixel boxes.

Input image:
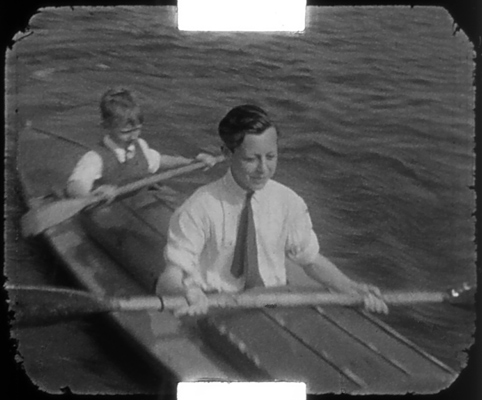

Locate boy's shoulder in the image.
[137,137,160,155]
[88,137,111,154]
[137,137,149,147]
[76,148,103,162]
[179,176,225,212]
[266,179,304,203]
[189,176,224,201]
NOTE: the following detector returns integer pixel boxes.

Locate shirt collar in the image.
[103,135,136,163]
[223,168,268,203]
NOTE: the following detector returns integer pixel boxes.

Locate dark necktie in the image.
[230,191,264,289]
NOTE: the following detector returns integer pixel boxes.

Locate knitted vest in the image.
[93,140,150,190]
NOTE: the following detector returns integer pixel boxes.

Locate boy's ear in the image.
[221,145,233,159]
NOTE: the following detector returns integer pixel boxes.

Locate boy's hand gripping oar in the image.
[6,284,474,327]
[21,155,224,237]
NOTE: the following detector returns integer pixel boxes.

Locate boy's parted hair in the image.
[100,87,144,129]
[218,104,276,152]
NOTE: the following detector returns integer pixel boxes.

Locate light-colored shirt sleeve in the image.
[164,200,208,289]
[67,151,103,195]
[138,138,161,173]
[285,197,320,266]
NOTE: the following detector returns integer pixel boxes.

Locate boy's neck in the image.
[105,135,136,151]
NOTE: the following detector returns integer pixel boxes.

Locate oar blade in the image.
[446,283,475,309]
[7,286,113,327]
[21,197,91,237]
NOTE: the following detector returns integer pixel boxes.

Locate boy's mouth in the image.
[121,127,141,134]
[120,131,140,141]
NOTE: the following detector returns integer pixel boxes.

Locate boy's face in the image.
[108,119,142,145]
[227,126,278,192]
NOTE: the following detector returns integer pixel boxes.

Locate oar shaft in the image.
[8,284,465,327]
[112,296,164,311]
[115,155,225,197]
[199,290,448,309]
[382,292,446,304]
[113,290,450,313]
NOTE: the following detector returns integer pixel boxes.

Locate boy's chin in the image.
[248,179,269,191]
[118,137,138,145]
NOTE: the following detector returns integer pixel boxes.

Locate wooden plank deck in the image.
[201,305,456,393]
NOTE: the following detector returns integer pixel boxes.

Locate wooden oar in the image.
[6,284,474,327]
[21,155,225,237]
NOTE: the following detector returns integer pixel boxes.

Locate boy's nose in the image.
[257,158,268,173]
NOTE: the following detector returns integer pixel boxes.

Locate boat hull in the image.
[14,126,457,393]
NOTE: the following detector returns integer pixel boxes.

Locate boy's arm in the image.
[285,196,387,313]
[156,264,185,294]
[158,153,218,170]
[155,201,211,316]
[156,264,209,317]
[159,154,196,169]
[140,139,217,172]
[66,151,103,197]
[66,180,92,197]
[300,254,389,314]
[301,253,358,293]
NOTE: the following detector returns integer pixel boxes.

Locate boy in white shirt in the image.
[157,104,388,316]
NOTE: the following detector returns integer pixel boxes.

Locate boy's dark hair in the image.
[100,87,144,129]
[218,104,276,152]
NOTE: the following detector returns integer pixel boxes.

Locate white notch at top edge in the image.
[178,0,306,32]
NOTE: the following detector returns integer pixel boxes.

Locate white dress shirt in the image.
[67,135,161,193]
[164,169,320,293]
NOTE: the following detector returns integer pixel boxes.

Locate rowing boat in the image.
[14,125,457,394]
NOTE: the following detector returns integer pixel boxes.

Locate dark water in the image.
[5,5,476,395]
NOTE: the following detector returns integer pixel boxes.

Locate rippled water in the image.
[6,5,476,393]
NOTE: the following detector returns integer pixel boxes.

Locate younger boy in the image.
[66,87,216,200]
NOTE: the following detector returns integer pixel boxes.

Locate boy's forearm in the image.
[159,155,193,169]
[301,253,356,293]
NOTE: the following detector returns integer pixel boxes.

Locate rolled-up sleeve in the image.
[285,198,320,266]
[67,151,103,194]
[164,202,207,288]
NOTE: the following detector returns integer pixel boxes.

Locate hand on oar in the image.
[21,155,225,237]
[354,284,389,314]
[6,283,474,327]
[195,153,219,171]
[172,286,210,317]
[91,184,118,204]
